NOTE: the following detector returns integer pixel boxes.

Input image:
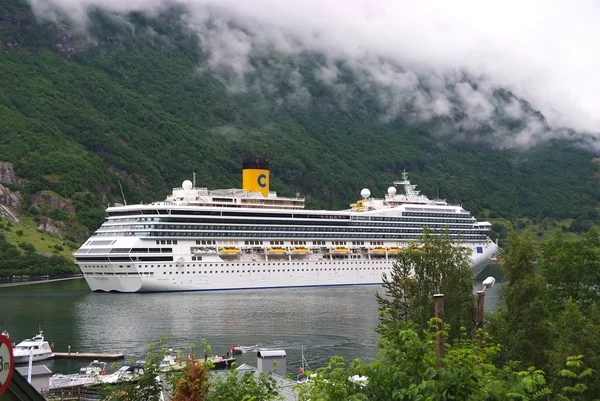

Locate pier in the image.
[54,347,125,360]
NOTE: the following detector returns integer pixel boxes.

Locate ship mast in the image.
[393,171,421,199]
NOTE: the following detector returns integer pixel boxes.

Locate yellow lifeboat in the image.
[368,247,386,254]
[387,247,401,255]
[219,247,240,256]
[290,247,309,255]
[267,247,287,255]
[331,247,349,255]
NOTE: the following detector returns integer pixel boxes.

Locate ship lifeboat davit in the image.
[387,247,401,255]
[219,247,240,257]
[368,247,386,255]
[267,247,287,256]
[290,247,309,255]
[330,247,349,255]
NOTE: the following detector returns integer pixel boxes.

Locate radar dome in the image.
[360,188,371,199]
[182,180,193,190]
[387,186,397,196]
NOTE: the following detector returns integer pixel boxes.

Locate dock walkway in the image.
[54,351,125,360]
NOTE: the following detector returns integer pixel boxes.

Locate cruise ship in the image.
[75,158,499,292]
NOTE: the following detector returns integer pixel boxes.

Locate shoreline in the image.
[0,275,83,288]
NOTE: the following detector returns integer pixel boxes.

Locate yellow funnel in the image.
[242,157,269,197]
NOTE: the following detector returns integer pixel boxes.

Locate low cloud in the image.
[28,0,600,146]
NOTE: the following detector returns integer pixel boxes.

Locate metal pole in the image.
[28,348,33,383]
[476,290,485,330]
[433,294,445,367]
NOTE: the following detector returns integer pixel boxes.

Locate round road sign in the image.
[0,335,14,395]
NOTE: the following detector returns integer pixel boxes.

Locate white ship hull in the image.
[80,241,497,293]
[76,165,499,293]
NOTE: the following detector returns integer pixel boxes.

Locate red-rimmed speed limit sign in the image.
[0,334,14,395]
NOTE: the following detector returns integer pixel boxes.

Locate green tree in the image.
[539,227,600,314]
[487,229,551,369]
[102,336,172,401]
[547,299,600,399]
[206,365,283,401]
[170,353,210,401]
[296,320,593,401]
[377,228,475,339]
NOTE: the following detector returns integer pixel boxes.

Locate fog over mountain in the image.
[28,0,600,147]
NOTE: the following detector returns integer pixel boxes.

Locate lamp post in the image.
[475,276,495,330]
[433,294,445,366]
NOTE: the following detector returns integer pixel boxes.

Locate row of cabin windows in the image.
[332,241,347,245]
[109,211,471,221]
[291,241,307,245]
[245,240,264,245]
[105,221,476,231]
[270,240,284,245]
[84,259,392,269]
[156,239,178,245]
[162,266,388,275]
[95,232,489,241]
[102,226,484,236]
[107,216,476,227]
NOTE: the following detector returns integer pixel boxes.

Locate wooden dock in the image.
[54,351,125,360]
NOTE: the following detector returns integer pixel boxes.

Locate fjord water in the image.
[0,275,500,375]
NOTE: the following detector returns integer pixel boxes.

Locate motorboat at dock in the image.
[49,360,108,389]
[12,330,54,364]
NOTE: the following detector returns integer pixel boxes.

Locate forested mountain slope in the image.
[0,0,599,251]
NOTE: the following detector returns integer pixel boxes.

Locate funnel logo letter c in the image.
[257,174,267,188]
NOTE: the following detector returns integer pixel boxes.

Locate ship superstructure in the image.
[75,158,498,292]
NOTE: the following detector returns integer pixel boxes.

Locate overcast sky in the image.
[30,0,600,142]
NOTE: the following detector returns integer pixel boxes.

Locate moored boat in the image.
[12,331,54,364]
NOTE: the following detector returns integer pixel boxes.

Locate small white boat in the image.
[159,349,185,371]
[232,344,258,355]
[101,361,146,384]
[12,331,54,364]
[49,360,108,389]
[296,346,313,384]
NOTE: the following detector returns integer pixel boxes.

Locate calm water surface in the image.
[0,275,501,375]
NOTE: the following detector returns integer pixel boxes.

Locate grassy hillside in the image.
[0,0,599,275]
